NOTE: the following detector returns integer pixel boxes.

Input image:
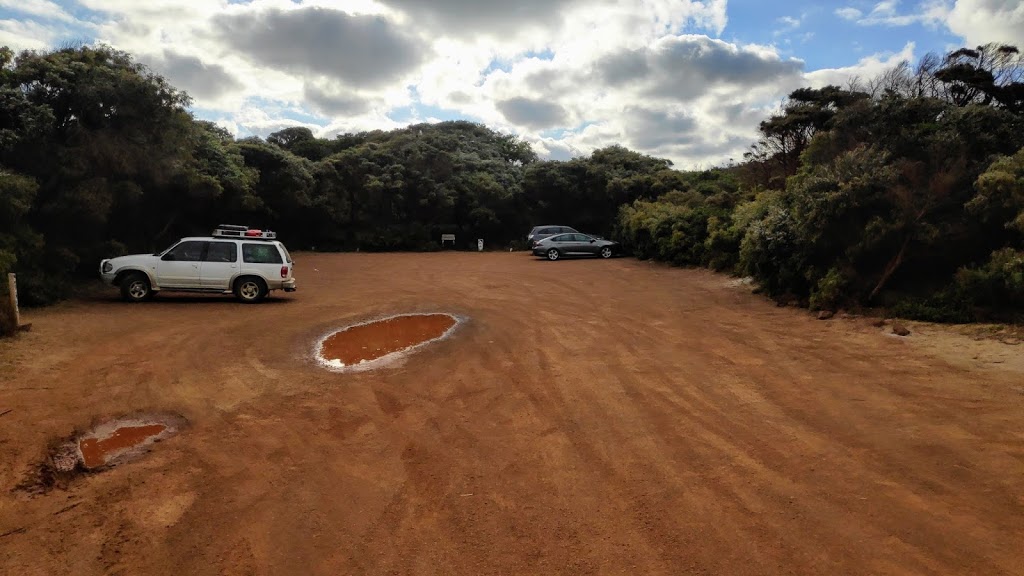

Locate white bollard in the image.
[477,239,484,252]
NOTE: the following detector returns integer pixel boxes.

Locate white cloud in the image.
[944,0,1024,46]
[0,0,754,166]
[828,0,1024,70]
[773,14,803,37]
[805,42,917,88]
[0,18,78,51]
[839,0,949,27]
[835,7,863,20]
[17,0,1000,168]
[0,0,75,23]
[430,34,807,167]
[836,0,1022,46]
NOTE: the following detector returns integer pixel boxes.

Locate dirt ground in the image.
[2,252,1023,576]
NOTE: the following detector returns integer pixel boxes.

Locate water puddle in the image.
[79,424,168,468]
[18,414,185,494]
[72,415,183,470]
[316,313,462,372]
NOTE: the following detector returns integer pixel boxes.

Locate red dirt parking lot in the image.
[1,252,1023,575]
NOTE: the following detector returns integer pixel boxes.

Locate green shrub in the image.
[809,267,847,311]
[956,248,1024,310]
[890,291,976,323]
[739,203,809,297]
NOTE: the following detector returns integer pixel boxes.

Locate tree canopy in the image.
[2,42,1022,323]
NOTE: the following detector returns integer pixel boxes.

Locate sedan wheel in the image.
[546,248,560,261]
[600,247,613,259]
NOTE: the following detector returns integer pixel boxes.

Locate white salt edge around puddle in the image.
[74,415,184,467]
[314,312,465,373]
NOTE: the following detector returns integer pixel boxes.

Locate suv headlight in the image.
[102,261,113,273]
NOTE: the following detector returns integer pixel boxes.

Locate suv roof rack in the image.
[212,225,277,240]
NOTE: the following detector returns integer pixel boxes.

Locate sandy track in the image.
[1,252,1022,575]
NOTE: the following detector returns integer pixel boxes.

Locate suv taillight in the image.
[281,266,289,278]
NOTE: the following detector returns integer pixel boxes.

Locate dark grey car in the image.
[532,233,618,261]
[527,225,578,247]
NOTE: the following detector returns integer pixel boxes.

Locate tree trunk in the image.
[869,236,911,302]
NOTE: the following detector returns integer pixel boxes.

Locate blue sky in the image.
[725,0,962,68]
[0,0,1021,166]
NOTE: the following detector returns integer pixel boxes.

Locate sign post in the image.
[7,273,19,328]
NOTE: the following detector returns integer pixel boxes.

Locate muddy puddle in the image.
[19,414,186,494]
[68,415,183,471]
[317,313,462,371]
[79,423,169,468]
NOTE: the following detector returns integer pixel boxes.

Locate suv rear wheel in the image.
[234,276,268,304]
[120,273,152,303]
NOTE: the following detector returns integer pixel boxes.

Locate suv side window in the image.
[242,243,283,264]
[164,241,206,262]
[205,242,238,263]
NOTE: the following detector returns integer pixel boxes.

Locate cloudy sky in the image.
[1,1,1022,167]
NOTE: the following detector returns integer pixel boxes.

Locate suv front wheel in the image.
[234,276,268,304]
[120,272,152,303]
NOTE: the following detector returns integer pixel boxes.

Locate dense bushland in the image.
[0,45,666,305]
[615,44,1024,322]
[1,42,1022,323]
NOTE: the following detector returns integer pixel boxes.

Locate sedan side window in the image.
[205,242,238,263]
[163,241,206,262]
[243,243,283,264]
[551,235,569,242]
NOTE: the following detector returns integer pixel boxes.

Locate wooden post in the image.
[8,273,19,328]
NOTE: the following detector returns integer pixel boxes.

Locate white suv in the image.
[100,225,297,303]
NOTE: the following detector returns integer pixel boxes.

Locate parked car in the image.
[532,233,619,261]
[527,225,578,247]
[99,225,297,303]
